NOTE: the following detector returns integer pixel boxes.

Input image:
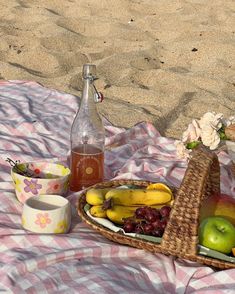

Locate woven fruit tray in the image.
[77,146,235,270]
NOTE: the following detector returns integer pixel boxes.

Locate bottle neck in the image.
[70,69,104,150]
[81,77,95,107]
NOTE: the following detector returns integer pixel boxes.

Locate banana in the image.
[105,188,172,206]
[89,205,107,218]
[89,202,174,224]
[86,188,111,205]
[106,205,137,224]
[106,202,175,224]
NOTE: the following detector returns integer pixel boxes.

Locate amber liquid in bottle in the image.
[70,144,104,191]
[70,64,105,192]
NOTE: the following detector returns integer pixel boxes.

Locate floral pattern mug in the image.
[22,194,71,234]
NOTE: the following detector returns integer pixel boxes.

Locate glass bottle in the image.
[70,64,105,191]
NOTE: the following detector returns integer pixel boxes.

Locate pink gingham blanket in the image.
[0,80,235,294]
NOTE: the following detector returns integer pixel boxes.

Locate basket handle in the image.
[161,146,220,258]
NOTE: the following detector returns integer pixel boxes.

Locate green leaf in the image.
[218,125,228,141]
[186,141,201,149]
[220,133,228,140]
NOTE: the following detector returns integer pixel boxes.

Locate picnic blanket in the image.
[0,80,235,293]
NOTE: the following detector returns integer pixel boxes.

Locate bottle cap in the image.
[83,64,97,80]
[94,92,104,103]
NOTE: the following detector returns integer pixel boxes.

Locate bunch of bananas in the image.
[86,183,174,224]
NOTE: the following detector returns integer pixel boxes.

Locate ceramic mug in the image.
[22,194,72,234]
[11,161,71,203]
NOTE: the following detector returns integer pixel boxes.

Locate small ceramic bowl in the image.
[11,161,71,203]
[22,194,72,234]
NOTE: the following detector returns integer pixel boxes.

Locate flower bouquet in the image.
[175,112,235,160]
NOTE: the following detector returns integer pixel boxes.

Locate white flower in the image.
[199,112,223,131]
[175,112,235,160]
[174,140,191,159]
[182,119,201,143]
[201,126,220,150]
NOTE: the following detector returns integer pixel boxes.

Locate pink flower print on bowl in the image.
[18,193,28,203]
[35,213,51,229]
[24,178,42,195]
[46,180,62,194]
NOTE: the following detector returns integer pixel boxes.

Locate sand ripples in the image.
[0,0,234,137]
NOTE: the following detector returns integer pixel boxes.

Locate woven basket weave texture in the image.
[77,146,235,270]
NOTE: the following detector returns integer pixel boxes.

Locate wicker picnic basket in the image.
[77,146,235,270]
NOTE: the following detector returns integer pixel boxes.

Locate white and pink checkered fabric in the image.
[0,80,235,293]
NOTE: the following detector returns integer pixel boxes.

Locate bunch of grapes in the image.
[122,205,171,237]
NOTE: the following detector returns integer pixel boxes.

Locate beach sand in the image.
[0,0,234,138]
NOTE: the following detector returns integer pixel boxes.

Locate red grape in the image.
[135,224,144,234]
[152,228,164,237]
[142,223,154,234]
[145,211,157,222]
[152,219,162,229]
[152,209,161,219]
[123,222,135,233]
[160,219,168,230]
[122,205,171,237]
[135,207,145,218]
[160,205,171,218]
[143,206,153,215]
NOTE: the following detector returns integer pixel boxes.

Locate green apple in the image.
[199,216,235,254]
